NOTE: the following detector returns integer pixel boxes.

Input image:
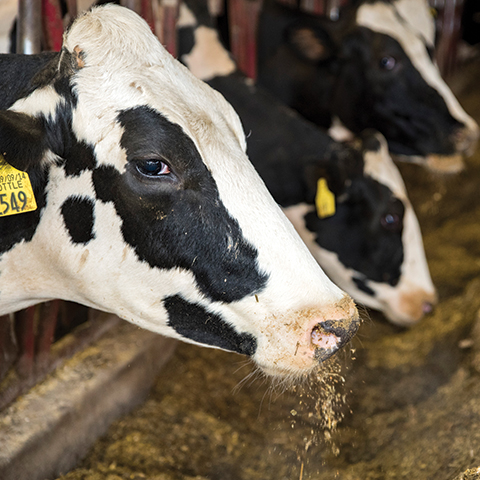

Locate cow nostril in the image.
[422,301,434,315]
[311,324,340,350]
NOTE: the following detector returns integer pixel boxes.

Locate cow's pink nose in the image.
[311,317,360,362]
[422,301,434,315]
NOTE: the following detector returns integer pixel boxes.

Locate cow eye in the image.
[136,159,171,177]
[379,55,396,70]
[380,212,401,231]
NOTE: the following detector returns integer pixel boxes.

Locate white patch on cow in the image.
[393,0,435,47]
[0,5,357,377]
[328,116,355,142]
[356,2,479,141]
[10,85,65,122]
[179,6,236,81]
[177,3,197,28]
[363,133,407,201]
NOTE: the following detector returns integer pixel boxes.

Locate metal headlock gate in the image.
[0,0,466,412]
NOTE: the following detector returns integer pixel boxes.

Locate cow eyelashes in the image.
[135,159,171,177]
[379,55,396,71]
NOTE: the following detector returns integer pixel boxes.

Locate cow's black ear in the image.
[286,22,333,62]
[304,144,363,200]
[0,110,48,171]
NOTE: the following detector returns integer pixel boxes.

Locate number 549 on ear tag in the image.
[0,155,37,217]
[315,178,336,218]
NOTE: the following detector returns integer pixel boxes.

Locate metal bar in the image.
[141,0,156,32]
[14,306,36,378]
[0,315,17,383]
[326,0,340,20]
[65,0,78,19]
[160,0,179,56]
[121,0,142,14]
[435,0,464,77]
[17,0,42,54]
[228,0,262,79]
[35,300,60,370]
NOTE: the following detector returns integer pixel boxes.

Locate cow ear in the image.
[286,22,333,62]
[304,145,363,200]
[0,110,48,171]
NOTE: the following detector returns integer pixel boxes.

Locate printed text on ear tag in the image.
[315,178,336,218]
[0,155,37,217]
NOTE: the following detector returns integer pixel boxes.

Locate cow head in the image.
[258,0,479,173]
[0,5,359,377]
[284,132,437,326]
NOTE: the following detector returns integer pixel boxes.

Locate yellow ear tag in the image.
[0,155,37,217]
[315,178,336,218]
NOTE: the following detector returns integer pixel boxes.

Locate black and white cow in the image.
[178,0,436,326]
[0,5,360,378]
[256,0,479,173]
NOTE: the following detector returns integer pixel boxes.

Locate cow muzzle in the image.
[426,124,480,173]
[453,124,480,157]
[255,296,360,377]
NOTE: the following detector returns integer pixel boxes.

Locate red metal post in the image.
[35,300,60,370]
[228,0,263,79]
[42,0,64,51]
[0,315,17,382]
[159,0,180,56]
[14,306,36,378]
[142,0,156,32]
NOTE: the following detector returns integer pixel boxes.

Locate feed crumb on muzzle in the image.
[311,326,340,349]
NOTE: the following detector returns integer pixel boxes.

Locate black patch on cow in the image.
[353,276,376,296]
[0,110,49,171]
[92,106,268,303]
[360,133,381,152]
[178,26,196,58]
[305,177,404,288]
[0,168,49,254]
[164,294,257,355]
[0,52,59,109]
[63,140,97,177]
[61,196,95,244]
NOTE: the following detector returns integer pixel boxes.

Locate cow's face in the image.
[273,0,478,172]
[0,5,359,377]
[350,0,479,171]
[284,133,436,326]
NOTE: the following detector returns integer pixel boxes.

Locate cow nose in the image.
[311,316,360,362]
[454,124,480,155]
[422,301,434,315]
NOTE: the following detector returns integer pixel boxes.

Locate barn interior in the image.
[1,0,480,479]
